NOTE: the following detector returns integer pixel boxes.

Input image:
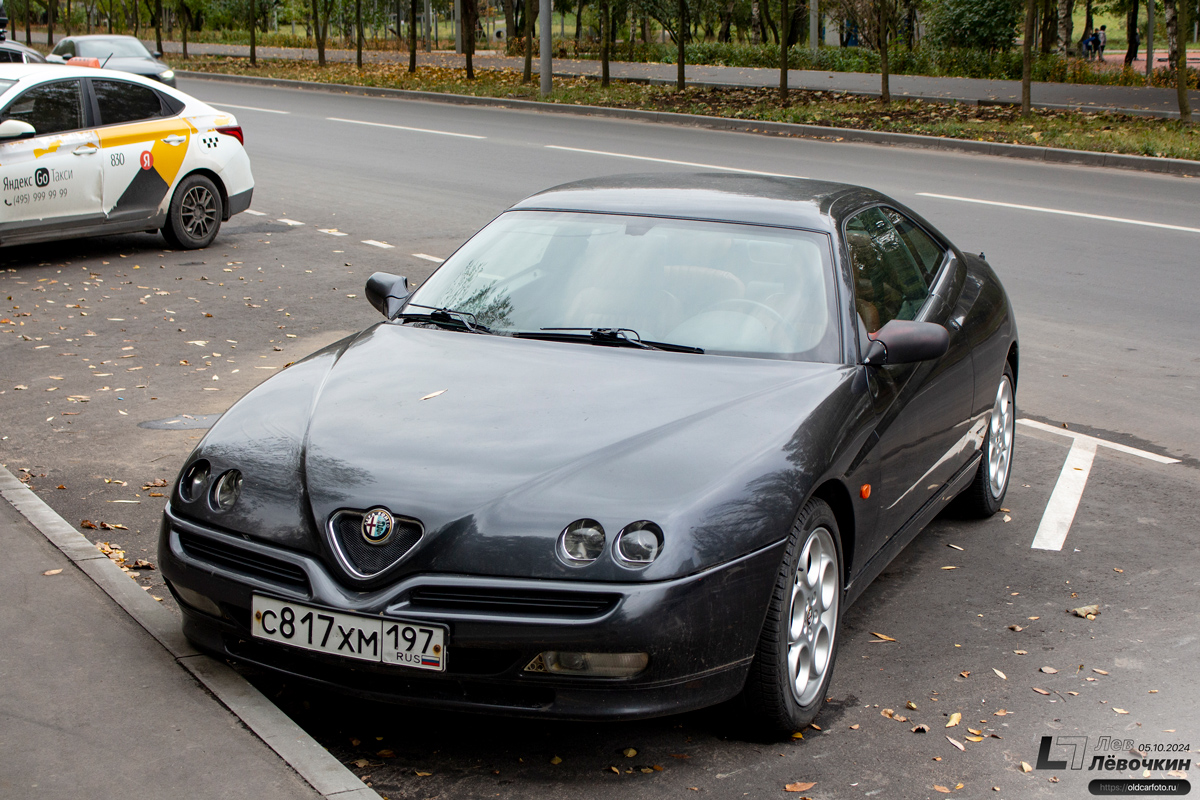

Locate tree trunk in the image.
[181,2,189,57]
[409,0,418,70]
[1056,0,1070,54]
[1040,0,1056,53]
[779,0,789,101]
[1021,0,1036,115]
[250,0,257,65]
[1084,0,1093,37]
[25,0,31,43]
[155,0,163,52]
[501,0,514,45]
[718,0,733,42]
[574,0,582,40]
[1175,0,1191,119]
[878,2,890,104]
[464,0,475,77]
[1125,0,1140,65]
[523,0,534,82]
[600,0,609,85]
[761,0,779,44]
[47,0,56,46]
[1165,0,1179,69]
[750,0,761,44]
[676,0,686,90]
[356,0,363,66]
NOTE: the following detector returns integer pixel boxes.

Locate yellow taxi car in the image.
[0,64,253,250]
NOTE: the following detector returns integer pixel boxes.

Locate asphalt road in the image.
[1,79,1197,799]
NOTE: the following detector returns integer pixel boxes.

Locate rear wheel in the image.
[742,498,841,737]
[162,174,222,250]
[956,364,1015,517]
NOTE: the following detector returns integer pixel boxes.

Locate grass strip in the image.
[171,56,1199,162]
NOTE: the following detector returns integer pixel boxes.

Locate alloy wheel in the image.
[787,525,838,706]
[988,376,1015,499]
[180,185,217,240]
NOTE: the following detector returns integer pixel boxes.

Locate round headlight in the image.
[179,460,209,502]
[210,469,242,512]
[615,521,664,565]
[159,69,175,80]
[559,519,605,564]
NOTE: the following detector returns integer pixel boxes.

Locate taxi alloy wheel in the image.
[742,498,842,737]
[164,174,223,250]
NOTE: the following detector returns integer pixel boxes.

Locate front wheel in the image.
[956,364,1016,517]
[162,174,223,250]
[742,498,842,737]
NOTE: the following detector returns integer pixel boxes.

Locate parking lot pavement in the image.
[0,492,321,800]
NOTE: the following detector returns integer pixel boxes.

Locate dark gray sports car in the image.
[158,174,1017,735]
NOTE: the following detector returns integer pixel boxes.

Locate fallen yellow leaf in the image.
[1020,761,1033,773]
[870,631,897,642]
[623,748,637,758]
[993,668,1007,680]
[946,712,961,728]
[43,568,63,576]
[550,756,562,765]
[784,782,816,792]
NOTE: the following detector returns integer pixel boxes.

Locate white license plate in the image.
[251,595,447,672]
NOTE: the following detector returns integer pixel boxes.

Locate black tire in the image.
[162,174,223,250]
[741,498,842,738]
[956,363,1016,518]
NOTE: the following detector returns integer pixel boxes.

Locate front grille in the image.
[409,586,619,618]
[178,530,309,590]
[331,510,423,578]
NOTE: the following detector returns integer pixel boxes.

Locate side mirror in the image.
[0,119,36,141]
[46,53,66,64]
[863,320,949,366]
[365,272,412,320]
[153,50,164,59]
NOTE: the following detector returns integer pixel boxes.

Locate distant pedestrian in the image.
[1098,25,1107,60]
[1124,27,1139,66]
[1080,29,1093,59]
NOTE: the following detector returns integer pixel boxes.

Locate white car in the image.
[0,64,253,249]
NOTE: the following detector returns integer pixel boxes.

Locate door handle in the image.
[73,144,99,155]
[162,135,187,146]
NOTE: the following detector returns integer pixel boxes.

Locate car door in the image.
[847,205,975,542]
[0,78,104,236]
[90,77,192,224]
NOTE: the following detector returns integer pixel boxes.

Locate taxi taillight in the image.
[216,125,244,145]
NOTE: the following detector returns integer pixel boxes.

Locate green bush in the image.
[924,0,1023,52]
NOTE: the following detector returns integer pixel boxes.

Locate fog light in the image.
[210,470,242,512]
[171,582,223,617]
[533,651,649,677]
[559,519,605,564]
[179,460,210,503]
[615,521,663,565]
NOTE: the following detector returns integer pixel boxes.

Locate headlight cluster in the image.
[178,459,243,512]
[159,69,175,80]
[557,518,664,568]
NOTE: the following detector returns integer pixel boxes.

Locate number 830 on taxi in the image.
[0,63,253,249]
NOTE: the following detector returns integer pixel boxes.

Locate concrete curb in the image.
[0,465,381,800]
[181,70,1200,178]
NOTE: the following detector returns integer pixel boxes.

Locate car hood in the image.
[183,324,857,582]
[101,57,167,75]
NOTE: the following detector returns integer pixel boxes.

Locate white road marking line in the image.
[318,228,349,236]
[916,193,1200,235]
[209,102,290,114]
[1031,437,1097,552]
[277,218,305,226]
[545,145,806,178]
[412,253,444,263]
[1018,418,1179,551]
[1017,419,1179,464]
[327,117,486,139]
[243,209,266,216]
[362,240,395,249]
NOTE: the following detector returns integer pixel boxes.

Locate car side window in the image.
[0,51,18,63]
[92,80,165,125]
[882,207,945,284]
[845,206,933,334]
[52,41,76,58]
[1,80,85,136]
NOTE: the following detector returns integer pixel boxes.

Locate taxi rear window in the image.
[93,79,165,125]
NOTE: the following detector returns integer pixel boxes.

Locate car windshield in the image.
[0,79,16,95]
[78,39,152,59]
[406,211,840,362]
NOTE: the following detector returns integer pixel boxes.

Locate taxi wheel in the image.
[163,174,223,250]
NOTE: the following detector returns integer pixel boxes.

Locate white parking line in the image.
[362,240,395,249]
[327,117,486,139]
[277,219,305,226]
[243,209,266,216]
[209,102,290,115]
[545,145,807,178]
[1018,419,1179,551]
[916,193,1200,235]
[318,229,349,236]
[412,253,444,263]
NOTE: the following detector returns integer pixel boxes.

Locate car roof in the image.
[59,34,145,41]
[0,62,164,85]
[510,173,885,233]
[0,40,43,54]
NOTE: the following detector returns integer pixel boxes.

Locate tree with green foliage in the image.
[926,0,1022,51]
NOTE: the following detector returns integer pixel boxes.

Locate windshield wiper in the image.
[399,303,492,334]
[518,327,703,354]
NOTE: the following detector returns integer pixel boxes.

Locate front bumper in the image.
[158,506,785,720]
